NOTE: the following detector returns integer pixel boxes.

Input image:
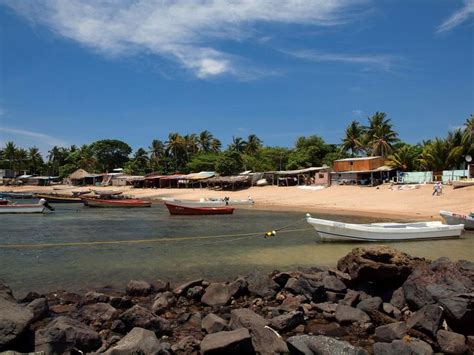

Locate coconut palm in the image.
[198,130,214,153]
[386,145,419,171]
[245,134,263,155]
[341,120,365,156]
[183,134,199,160]
[419,138,464,171]
[4,141,17,170]
[229,136,247,153]
[28,147,42,174]
[149,139,166,171]
[210,138,222,153]
[166,133,185,171]
[14,148,28,173]
[366,112,398,156]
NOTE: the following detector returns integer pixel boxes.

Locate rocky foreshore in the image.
[1,246,474,354]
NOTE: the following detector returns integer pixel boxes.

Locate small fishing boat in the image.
[0,192,34,199]
[35,193,83,203]
[0,199,55,214]
[162,197,253,208]
[440,210,474,230]
[81,197,151,208]
[306,214,464,242]
[0,198,8,205]
[164,201,234,215]
[452,179,474,189]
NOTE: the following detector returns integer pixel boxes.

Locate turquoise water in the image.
[1,201,473,296]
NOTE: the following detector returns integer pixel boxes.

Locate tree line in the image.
[1,113,473,177]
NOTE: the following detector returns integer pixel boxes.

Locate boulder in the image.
[187,286,204,299]
[356,296,382,314]
[170,335,200,354]
[382,303,401,319]
[109,296,133,309]
[245,270,278,298]
[34,316,101,354]
[284,276,325,302]
[389,287,406,309]
[305,321,347,337]
[467,335,474,354]
[26,298,49,322]
[438,295,474,335]
[125,280,153,297]
[152,292,175,315]
[229,308,288,354]
[374,322,408,342]
[287,335,368,355]
[269,311,304,332]
[337,246,425,289]
[120,305,170,334]
[105,327,166,354]
[437,329,468,354]
[19,291,41,303]
[0,282,14,301]
[201,280,245,307]
[84,291,110,304]
[314,302,337,314]
[406,304,443,338]
[173,278,203,296]
[201,328,254,354]
[278,295,306,312]
[202,313,227,334]
[335,304,370,324]
[322,275,347,293]
[154,279,170,292]
[373,339,433,355]
[79,302,118,326]
[339,290,360,307]
[0,297,34,350]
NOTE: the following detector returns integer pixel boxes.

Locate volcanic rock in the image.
[125,280,153,297]
[104,327,166,354]
[201,328,254,354]
[437,329,468,354]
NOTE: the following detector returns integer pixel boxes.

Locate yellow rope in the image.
[0,228,313,249]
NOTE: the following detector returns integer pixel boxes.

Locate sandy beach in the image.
[2,184,473,220]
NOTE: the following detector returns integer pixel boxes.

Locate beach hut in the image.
[69,169,102,186]
[265,167,330,186]
[331,156,396,186]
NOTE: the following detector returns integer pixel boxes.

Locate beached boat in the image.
[35,193,83,203]
[162,197,253,208]
[0,199,54,214]
[0,198,8,205]
[164,201,234,215]
[81,197,151,208]
[0,192,34,199]
[440,210,474,230]
[452,179,474,189]
[305,214,464,242]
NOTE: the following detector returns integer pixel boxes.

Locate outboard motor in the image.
[39,198,55,211]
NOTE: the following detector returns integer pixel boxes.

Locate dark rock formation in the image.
[104,327,167,354]
[436,329,468,354]
[125,280,153,297]
[335,304,370,324]
[201,328,255,354]
[374,322,408,342]
[0,294,34,350]
[202,313,227,334]
[120,305,170,334]
[406,304,443,338]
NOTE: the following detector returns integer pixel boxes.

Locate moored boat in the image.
[164,201,234,215]
[440,210,474,230]
[35,193,83,203]
[0,199,55,214]
[0,198,8,205]
[306,214,464,242]
[162,197,253,208]
[0,192,34,199]
[81,197,151,208]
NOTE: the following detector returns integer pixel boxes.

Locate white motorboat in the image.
[306,214,464,242]
[440,210,474,230]
[0,199,54,214]
[162,197,254,208]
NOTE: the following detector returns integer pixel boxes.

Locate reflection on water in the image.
[1,201,473,295]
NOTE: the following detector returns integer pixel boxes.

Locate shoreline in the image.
[2,183,473,221]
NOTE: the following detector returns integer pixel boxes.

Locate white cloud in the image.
[283,49,397,71]
[2,0,367,79]
[437,0,474,33]
[0,126,68,148]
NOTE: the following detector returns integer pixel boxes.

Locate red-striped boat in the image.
[81,197,152,208]
[164,201,234,215]
[0,198,8,206]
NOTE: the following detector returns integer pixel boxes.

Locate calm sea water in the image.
[1,201,473,296]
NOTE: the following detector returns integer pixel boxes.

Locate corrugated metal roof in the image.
[334,156,382,162]
[267,167,328,175]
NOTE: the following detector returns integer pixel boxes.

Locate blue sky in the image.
[0,0,473,154]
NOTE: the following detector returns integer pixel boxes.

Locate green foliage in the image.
[287,135,332,169]
[186,153,220,173]
[89,139,132,172]
[386,144,422,171]
[341,120,365,156]
[215,151,244,175]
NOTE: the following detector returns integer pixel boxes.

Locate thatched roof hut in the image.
[69,169,90,180]
[69,169,102,186]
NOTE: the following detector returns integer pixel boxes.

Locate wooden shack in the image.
[331,156,396,186]
[333,156,386,172]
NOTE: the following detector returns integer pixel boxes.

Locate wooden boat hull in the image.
[440,210,474,230]
[164,201,234,215]
[306,215,464,242]
[35,194,82,203]
[0,192,34,199]
[0,199,8,205]
[0,204,46,214]
[452,180,474,189]
[82,197,151,208]
[162,197,253,208]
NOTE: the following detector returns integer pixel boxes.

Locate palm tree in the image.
[463,114,474,155]
[77,145,96,171]
[341,120,364,156]
[4,141,17,170]
[198,130,214,153]
[229,136,247,153]
[210,138,222,153]
[14,148,28,173]
[166,133,185,171]
[28,147,42,174]
[245,134,262,155]
[149,139,166,171]
[386,145,419,171]
[366,112,398,156]
[183,134,199,161]
[419,138,463,171]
